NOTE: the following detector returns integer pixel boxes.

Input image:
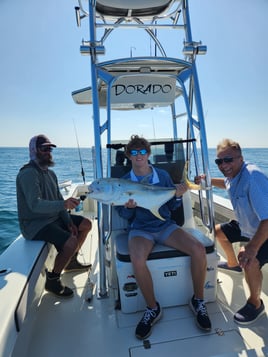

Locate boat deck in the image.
[11,216,268,357]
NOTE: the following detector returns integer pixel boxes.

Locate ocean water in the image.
[1,147,268,255]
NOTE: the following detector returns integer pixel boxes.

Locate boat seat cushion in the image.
[111,206,214,262]
[114,227,214,262]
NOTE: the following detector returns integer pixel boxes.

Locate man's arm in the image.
[195,175,226,189]
[211,178,226,189]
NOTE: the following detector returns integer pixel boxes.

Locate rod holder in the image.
[80,42,105,56]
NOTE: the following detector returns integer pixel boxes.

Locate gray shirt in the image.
[16,161,71,239]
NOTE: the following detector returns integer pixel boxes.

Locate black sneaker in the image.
[218,262,242,273]
[234,300,265,325]
[64,259,92,273]
[45,270,74,298]
[189,295,211,331]
[135,302,162,339]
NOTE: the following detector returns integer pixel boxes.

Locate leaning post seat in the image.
[110,147,218,313]
[112,203,218,314]
[96,0,179,18]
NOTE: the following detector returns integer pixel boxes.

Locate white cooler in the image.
[114,228,219,313]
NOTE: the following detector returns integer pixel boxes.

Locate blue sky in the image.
[0,0,267,148]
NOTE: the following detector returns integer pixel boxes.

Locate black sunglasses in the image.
[39,146,53,153]
[215,156,239,165]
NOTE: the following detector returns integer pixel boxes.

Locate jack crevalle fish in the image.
[87,178,176,220]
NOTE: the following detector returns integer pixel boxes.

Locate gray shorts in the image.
[128,223,179,245]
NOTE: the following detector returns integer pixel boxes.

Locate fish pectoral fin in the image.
[150,207,166,221]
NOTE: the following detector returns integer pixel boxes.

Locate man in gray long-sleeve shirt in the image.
[16,134,92,298]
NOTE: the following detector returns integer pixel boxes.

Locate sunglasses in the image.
[130,149,148,156]
[39,146,53,153]
[215,156,239,165]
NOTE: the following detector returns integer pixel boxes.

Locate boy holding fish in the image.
[116,135,211,340]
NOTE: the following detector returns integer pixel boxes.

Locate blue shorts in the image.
[221,220,268,268]
[128,223,179,245]
[33,215,83,252]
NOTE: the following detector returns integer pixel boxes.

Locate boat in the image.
[1,1,268,356]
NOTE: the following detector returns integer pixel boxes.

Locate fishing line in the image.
[73,118,86,184]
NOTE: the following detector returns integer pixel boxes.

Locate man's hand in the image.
[238,245,257,268]
[175,183,188,197]
[64,197,80,210]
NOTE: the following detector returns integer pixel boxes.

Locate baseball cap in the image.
[35,134,57,148]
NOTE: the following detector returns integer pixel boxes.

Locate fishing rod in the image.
[73,118,86,184]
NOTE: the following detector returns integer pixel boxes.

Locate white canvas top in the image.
[97,0,171,10]
[95,0,181,18]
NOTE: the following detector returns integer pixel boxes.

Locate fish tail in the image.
[183,160,203,190]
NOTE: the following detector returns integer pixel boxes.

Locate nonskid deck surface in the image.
[21,270,268,357]
[18,219,268,357]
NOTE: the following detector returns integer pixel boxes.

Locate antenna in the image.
[130,46,136,57]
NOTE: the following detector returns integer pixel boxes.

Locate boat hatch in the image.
[129,330,249,357]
